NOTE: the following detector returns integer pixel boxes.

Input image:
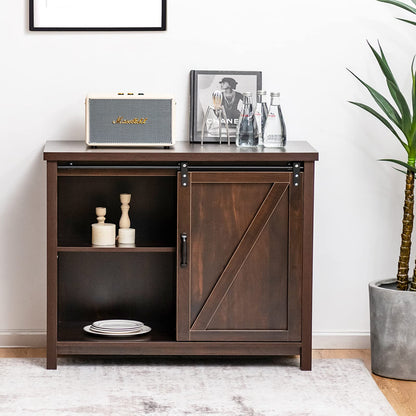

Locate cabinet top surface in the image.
[43,140,318,162]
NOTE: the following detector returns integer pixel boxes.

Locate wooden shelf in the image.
[56,322,302,356]
[57,246,176,253]
[58,321,175,343]
[56,341,302,356]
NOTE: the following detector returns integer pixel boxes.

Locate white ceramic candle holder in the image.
[118,228,135,245]
[118,194,135,247]
[91,207,116,246]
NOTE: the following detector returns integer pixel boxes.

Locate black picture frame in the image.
[29,0,166,31]
[189,70,262,143]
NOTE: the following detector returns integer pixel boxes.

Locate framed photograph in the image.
[189,70,262,143]
[29,0,166,31]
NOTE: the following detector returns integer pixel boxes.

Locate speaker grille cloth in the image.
[89,99,172,144]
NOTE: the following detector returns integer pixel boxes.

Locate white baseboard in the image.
[0,330,370,349]
[0,330,46,348]
[312,331,370,349]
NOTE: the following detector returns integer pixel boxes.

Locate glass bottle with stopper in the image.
[263,92,286,148]
[254,90,269,146]
[91,207,116,246]
[236,92,259,147]
[118,193,135,246]
[200,90,230,145]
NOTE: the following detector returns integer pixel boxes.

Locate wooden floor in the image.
[1,348,414,415]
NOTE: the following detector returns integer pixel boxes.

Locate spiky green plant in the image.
[349,0,416,291]
[378,0,416,26]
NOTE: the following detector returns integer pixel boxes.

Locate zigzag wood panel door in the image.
[177,171,303,342]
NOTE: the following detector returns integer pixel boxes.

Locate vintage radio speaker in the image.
[85,94,175,147]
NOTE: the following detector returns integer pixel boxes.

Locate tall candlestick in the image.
[119,193,131,229]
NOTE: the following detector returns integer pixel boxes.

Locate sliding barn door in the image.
[177,171,303,342]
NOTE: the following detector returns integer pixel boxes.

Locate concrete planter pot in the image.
[369,279,416,380]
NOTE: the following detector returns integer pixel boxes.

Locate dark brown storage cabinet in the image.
[44,141,318,370]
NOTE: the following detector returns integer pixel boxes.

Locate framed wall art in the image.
[189,70,262,143]
[29,0,167,31]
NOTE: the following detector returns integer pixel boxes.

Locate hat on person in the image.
[219,77,238,89]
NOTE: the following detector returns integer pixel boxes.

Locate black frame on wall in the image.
[29,0,167,31]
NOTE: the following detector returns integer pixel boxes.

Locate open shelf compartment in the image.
[57,252,176,343]
[57,175,176,247]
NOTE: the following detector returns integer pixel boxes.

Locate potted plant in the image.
[349,0,416,380]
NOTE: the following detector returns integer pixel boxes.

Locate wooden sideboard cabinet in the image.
[43,141,318,370]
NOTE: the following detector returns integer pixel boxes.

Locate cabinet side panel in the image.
[287,170,303,341]
[301,162,315,370]
[47,162,58,369]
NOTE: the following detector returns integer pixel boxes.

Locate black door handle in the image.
[180,233,188,268]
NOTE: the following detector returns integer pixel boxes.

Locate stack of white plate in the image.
[83,319,151,336]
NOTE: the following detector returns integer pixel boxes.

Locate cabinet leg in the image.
[47,354,57,370]
[300,348,312,371]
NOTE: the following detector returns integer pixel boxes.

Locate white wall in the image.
[0,0,414,347]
